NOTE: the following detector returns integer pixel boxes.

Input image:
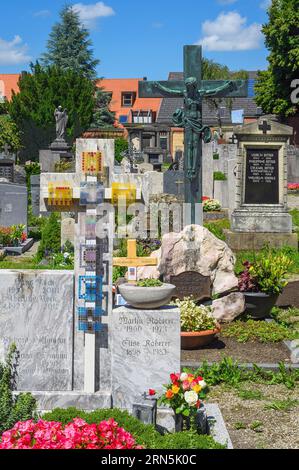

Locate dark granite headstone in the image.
[245,148,279,204]
[0,159,14,182]
[0,183,27,230]
[170,271,212,301]
[163,170,185,197]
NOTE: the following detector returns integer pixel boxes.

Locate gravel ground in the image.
[182,336,291,365]
[206,383,299,449]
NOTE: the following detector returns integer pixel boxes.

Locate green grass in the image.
[290,209,299,231]
[237,389,265,400]
[0,257,73,270]
[204,219,231,241]
[264,399,298,412]
[271,307,299,330]
[42,408,225,449]
[222,319,299,343]
[189,357,299,389]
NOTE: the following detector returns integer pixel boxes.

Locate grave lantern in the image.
[132,393,157,426]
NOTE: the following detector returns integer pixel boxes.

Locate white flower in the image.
[184,391,198,406]
[64,252,69,259]
[197,380,207,389]
[180,373,188,381]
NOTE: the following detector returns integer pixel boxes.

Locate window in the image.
[132,110,153,124]
[119,115,128,124]
[248,79,256,98]
[142,135,152,149]
[122,92,136,107]
[159,132,168,150]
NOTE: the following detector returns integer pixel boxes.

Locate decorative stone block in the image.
[111,182,137,205]
[80,182,104,206]
[48,182,73,206]
[78,275,103,302]
[81,151,103,176]
[0,271,74,391]
[111,306,180,409]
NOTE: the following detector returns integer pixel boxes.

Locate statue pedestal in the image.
[39,139,74,173]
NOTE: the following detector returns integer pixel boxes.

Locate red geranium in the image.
[148,389,156,396]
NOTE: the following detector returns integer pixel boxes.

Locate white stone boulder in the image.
[158,225,238,295]
[212,293,245,323]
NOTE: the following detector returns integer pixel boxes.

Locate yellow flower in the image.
[172,385,180,394]
[192,384,202,393]
[187,377,194,383]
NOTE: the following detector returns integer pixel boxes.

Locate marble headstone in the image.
[0,183,27,229]
[0,271,74,391]
[111,306,181,409]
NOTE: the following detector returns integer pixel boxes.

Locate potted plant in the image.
[157,372,208,433]
[177,297,220,349]
[10,224,26,247]
[118,278,176,309]
[238,253,293,319]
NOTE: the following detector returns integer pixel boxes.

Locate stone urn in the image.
[118,283,176,309]
[244,292,279,319]
[181,324,221,350]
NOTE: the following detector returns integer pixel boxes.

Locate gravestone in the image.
[61,216,75,247]
[0,183,27,229]
[170,271,212,301]
[163,170,185,199]
[30,174,41,216]
[0,271,74,391]
[0,159,14,182]
[227,118,298,250]
[111,306,180,409]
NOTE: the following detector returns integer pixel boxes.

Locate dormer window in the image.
[122,92,136,107]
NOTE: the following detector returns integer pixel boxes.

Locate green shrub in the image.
[37,213,61,261]
[204,219,230,241]
[235,246,299,276]
[213,171,227,181]
[42,407,224,449]
[114,138,128,163]
[137,279,163,287]
[0,344,36,434]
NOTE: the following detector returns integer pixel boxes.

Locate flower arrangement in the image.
[177,297,218,332]
[0,225,26,247]
[0,418,142,450]
[288,183,299,191]
[239,253,292,295]
[157,372,207,419]
[202,198,221,212]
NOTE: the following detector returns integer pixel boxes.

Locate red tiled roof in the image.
[0,74,20,100]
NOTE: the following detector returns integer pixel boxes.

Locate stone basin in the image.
[118,283,176,309]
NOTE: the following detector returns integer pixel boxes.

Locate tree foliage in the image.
[255,0,299,117]
[9,63,95,160]
[41,5,99,80]
[0,114,22,153]
[90,86,116,128]
[202,58,248,81]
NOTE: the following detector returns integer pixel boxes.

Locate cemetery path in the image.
[181,335,291,365]
[206,383,299,449]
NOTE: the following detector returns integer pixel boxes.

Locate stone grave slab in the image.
[111,306,180,409]
[170,271,212,301]
[0,271,74,391]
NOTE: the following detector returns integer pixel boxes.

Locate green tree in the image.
[114,137,129,163]
[41,5,99,80]
[202,58,248,80]
[9,63,95,161]
[37,212,61,261]
[90,86,116,128]
[0,114,22,153]
[255,0,299,117]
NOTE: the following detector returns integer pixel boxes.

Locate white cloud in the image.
[217,0,238,5]
[152,22,163,29]
[260,0,271,9]
[0,35,31,65]
[197,11,263,51]
[72,2,115,28]
[34,10,51,18]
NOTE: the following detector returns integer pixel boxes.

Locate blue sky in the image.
[0,0,271,79]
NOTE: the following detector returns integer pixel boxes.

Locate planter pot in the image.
[118,283,176,309]
[174,405,208,434]
[244,292,279,319]
[181,324,221,350]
